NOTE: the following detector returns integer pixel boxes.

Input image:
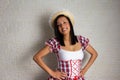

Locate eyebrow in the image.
[57,19,68,23]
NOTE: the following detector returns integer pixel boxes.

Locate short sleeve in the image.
[45,38,60,53]
[77,35,89,50]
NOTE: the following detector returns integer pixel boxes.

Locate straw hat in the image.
[49,10,74,28]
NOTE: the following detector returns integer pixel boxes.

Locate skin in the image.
[33,16,98,80]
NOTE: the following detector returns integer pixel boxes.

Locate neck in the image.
[63,34,71,42]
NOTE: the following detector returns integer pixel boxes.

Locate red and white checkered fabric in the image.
[45,35,89,53]
[71,60,81,77]
[58,60,82,78]
[77,35,89,50]
[48,75,84,80]
[58,60,71,77]
[45,37,60,53]
[46,35,89,80]
[48,59,83,80]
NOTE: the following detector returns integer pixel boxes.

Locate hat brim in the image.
[49,10,74,28]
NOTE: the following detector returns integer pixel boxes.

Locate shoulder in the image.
[45,37,60,53]
[45,37,59,45]
[76,35,90,50]
[76,35,89,42]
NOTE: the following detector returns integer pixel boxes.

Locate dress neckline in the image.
[60,48,82,53]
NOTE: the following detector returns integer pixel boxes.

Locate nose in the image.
[60,23,65,28]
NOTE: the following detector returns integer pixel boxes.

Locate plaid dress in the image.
[45,35,89,80]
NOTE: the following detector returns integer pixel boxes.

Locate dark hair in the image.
[54,15,78,46]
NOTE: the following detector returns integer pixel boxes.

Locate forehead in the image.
[57,16,68,22]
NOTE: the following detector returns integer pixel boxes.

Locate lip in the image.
[62,28,68,32]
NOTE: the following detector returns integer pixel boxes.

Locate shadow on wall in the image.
[17,11,57,80]
[33,12,57,80]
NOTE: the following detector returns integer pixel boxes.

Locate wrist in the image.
[82,66,89,72]
[81,68,87,74]
[48,69,54,76]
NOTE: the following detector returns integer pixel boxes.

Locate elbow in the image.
[33,55,37,62]
[33,55,40,62]
[96,51,98,56]
[91,51,98,59]
[94,52,98,58]
[96,53,98,57]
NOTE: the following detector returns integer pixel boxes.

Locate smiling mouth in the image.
[62,28,68,32]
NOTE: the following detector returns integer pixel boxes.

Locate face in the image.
[57,16,71,35]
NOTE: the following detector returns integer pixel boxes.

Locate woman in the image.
[33,10,98,80]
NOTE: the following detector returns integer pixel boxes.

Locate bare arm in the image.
[33,45,53,74]
[80,44,98,76]
[33,45,67,79]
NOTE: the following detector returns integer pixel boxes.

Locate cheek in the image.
[66,23,70,28]
[58,27,62,32]
[67,24,71,30]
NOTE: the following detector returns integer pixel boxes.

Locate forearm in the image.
[82,53,98,73]
[33,57,53,75]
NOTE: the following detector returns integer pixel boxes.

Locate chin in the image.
[62,32,69,35]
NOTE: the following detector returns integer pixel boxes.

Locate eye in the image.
[57,24,61,27]
[64,22,66,24]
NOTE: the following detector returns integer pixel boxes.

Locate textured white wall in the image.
[0,0,120,80]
